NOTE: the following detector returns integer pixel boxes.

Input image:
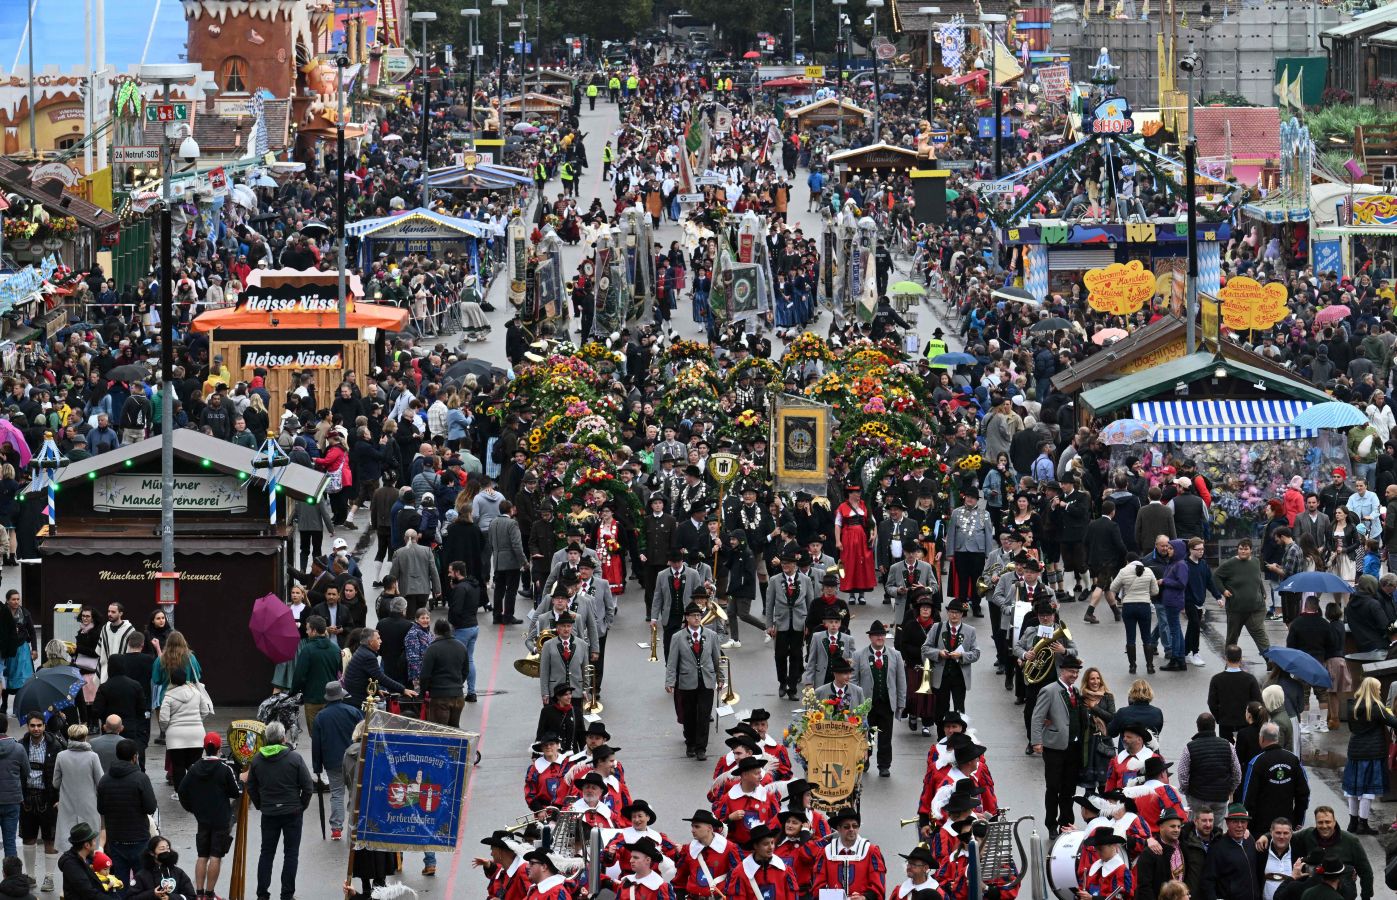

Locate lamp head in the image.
[1179,53,1199,73]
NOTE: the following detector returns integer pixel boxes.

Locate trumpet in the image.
[899,817,921,828]
[718,654,739,706]
[648,621,659,663]
[583,663,603,715]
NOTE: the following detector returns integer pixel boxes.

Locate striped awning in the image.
[1131,400,1318,443]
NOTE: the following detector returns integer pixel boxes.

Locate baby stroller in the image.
[258,691,304,748]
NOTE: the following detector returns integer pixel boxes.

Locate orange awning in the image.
[190,302,410,334]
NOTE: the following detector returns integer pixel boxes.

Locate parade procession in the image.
[6,0,1397,899]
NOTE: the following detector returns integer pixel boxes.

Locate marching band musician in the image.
[917,720,974,826]
[707,735,772,806]
[651,550,705,662]
[983,531,1024,676]
[804,572,852,638]
[1077,830,1133,900]
[531,582,599,655]
[772,810,821,890]
[476,830,530,900]
[1080,790,1153,865]
[566,771,625,828]
[885,541,938,626]
[675,809,742,898]
[665,598,724,761]
[744,710,794,782]
[591,838,677,900]
[775,779,832,840]
[802,611,856,691]
[899,593,941,735]
[563,722,622,778]
[921,599,980,740]
[1105,725,1160,792]
[563,744,631,811]
[538,611,588,710]
[813,656,864,709]
[573,557,615,671]
[801,536,835,585]
[928,741,999,821]
[725,825,803,900]
[854,620,907,778]
[541,540,588,597]
[604,800,679,879]
[1016,597,1078,754]
[765,551,813,701]
[1122,757,1188,831]
[812,808,887,899]
[945,486,995,617]
[889,846,942,900]
[933,817,976,900]
[521,848,572,900]
[525,732,569,812]
[536,684,582,754]
[989,549,1028,688]
[925,782,982,866]
[712,756,781,848]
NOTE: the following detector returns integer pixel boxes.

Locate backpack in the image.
[418,507,441,546]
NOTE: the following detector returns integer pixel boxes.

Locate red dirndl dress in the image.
[837,502,877,592]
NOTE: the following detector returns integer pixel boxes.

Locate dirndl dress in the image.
[1342,757,1388,798]
[2,649,32,693]
[837,503,877,593]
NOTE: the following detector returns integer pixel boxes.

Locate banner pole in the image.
[344,680,378,893]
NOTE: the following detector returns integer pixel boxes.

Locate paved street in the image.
[8,98,1378,898]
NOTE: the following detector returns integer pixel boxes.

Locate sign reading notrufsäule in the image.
[92,474,248,513]
[239,344,345,369]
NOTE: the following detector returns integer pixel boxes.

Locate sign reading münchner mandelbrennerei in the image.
[92,475,248,513]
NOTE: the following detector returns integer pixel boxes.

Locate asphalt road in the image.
[16,98,1383,899]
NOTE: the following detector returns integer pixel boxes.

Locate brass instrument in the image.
[514,629,556,679]
[700,601,729,626]
[648,621,659,662]
[583,663,603,715]
[915,661,935,695]
[718,654,739,706]
[1022,623,1071,686]
[976,562,1014,597]
[899,817,921,828]
[544,809,584,859]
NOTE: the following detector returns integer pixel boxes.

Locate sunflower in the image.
[809,711,825,723]
[958,454,983,471]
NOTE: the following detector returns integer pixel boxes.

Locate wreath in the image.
[536,443,612,479]
[718,408,767,446]
[664,339,714,365]
[724,357,782,390]
[555,465,647,550]
[782,332,836,366]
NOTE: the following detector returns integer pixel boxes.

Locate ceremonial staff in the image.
[226,719,267,900]
[343,679,379,890]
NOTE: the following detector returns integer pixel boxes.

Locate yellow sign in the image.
[1201,293,1221,343]
[796,720,867,810]
[1119,340,1188,375]
[772,397,831,493]
[1085,260,1156,316]
[804,65,826,79]
[1219,276,1288,331]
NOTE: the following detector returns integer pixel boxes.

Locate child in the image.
[92,852,123,894]
[1361,539,1382,578]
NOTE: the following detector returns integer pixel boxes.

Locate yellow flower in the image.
[809,711,825,723]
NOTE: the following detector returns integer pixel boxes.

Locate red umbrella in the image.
[743,50,761,59]
[0,420,31,468]
[248,594,301,664]
[1314,304,1351,326]
[1092,328,1128,345]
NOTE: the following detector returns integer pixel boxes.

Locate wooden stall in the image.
[785,97,871,131]
[828,142,922,183]
[190,268,408,401]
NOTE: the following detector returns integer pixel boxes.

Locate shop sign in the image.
[384,49,414,81]
[47,107,85,123]
[240,343,345,369]
[1086,95,1134,134]
[1219,276,1288,331]
[1085,259,1155,315]
[240,282,345,313]
[382,219,471,239]
[1037,65,1069,102]
[1351,194,1397,227]
[91,555,227,584]
[92,475,248,514]
[31,162,79,188]
[1119,340,1187,375]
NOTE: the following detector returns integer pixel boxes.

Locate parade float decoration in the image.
[785,688,874,811]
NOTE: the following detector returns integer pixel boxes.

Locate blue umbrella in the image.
[1277,571,1354,594]
[1289,401,1369,430]
[1100,418,1156,446]
[1262,646,1332,689]
[930,352,977,367]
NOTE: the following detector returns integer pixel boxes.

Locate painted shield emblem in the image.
[796,721,867,808]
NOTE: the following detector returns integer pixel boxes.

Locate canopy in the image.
[1130,400,1317,443]
[190,301,409,333]
[419,164,533,191]
[345,207,492,239]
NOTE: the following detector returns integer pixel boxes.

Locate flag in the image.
[685,107,703,154]
[1274,69,1291,110]
[990,40,1024,86]
[1290,70,1305,109]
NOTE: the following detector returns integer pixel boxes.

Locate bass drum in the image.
[1047,830,1087,900]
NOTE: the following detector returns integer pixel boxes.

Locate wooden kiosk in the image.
[190,268,409,399]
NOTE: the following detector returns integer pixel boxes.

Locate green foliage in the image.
[1299,104,1397,139]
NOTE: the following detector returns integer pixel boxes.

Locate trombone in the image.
[583,663,603,715]
[718,654,739,706]
[648,620,659,663]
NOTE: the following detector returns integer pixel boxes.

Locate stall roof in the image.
[420,164,533,190]
[785,97,871,119]
[345,207,492,239]
[1080,351,1331,415]
[828,142,922,165]
[1131,399,1317,442]
[1051,315,1185,394]
[0,158,118,232]
[1323,4,1397,38]
[1192,107,1281,163]
[53,429,328,502]
[189,300,409,333]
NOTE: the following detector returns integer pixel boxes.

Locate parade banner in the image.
[1219,276,1288,331]
[771,394,834,495]
[1085,260,1155,315]
[1312,239,1343,278]
[354,711,477,852]
[728,264,761,320]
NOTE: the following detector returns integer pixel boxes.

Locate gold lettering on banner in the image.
[1119,340,1187,375]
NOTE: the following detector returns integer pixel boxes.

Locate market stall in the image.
[784,97,870,131]
[33,430,326,704]
[345,206,494,271]
[827,142,922,183]
[189,267,408,399]
[499,92,570,122]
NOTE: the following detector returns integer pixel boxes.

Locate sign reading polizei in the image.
[93,475,248,513]
[240,344,345,369]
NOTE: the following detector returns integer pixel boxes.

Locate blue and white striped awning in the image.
[1131,400,1318,443]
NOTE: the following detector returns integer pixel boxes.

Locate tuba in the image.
[1022,624,1071,686]
[514,629,556,679]
[976,562,1014,597]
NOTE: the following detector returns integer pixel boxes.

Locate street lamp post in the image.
[980,13,1006,177]
[463,8,481,134]
[335,55,349,329]
[1181,53,1200,352]
[918,6,940,126]
[787,7,796,63]
[137,63,200,604]
[867,0,884,143]
[833,0,847,143]
[493,0,508,133]
[412,11,438,208]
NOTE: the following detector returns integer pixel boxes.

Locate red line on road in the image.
[446,622,507,893]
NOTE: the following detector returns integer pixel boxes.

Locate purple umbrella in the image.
[0,420,31,468]
[249,594,301,664]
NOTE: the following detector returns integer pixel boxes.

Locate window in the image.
[54,136,79,151]
[222,56,249,94]
[1379,46,1397,82]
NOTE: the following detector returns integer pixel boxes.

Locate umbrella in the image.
[1099,418,1156,446]
[0,420,31,468]
[14,666,83,719]
[513,123,540,134]
[382,134,404,143]
[743,51,761,59]
[890,280,925,296]
[991,286,1038,305]
[1278,571,1354,595]
[1314,304,1351,325]
[230,185,258,210]
[248,173,278,189]
[105,364,149,384]
[1029,317,1072,333]
[1092,328,1128,345]
[930,352,977,367]
[248,594,301,664]
[1262,646,1332,689]
[1289,401,1369,430]
[443,358,507,383]
[815,124,835,132]
[300,220,331,238]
